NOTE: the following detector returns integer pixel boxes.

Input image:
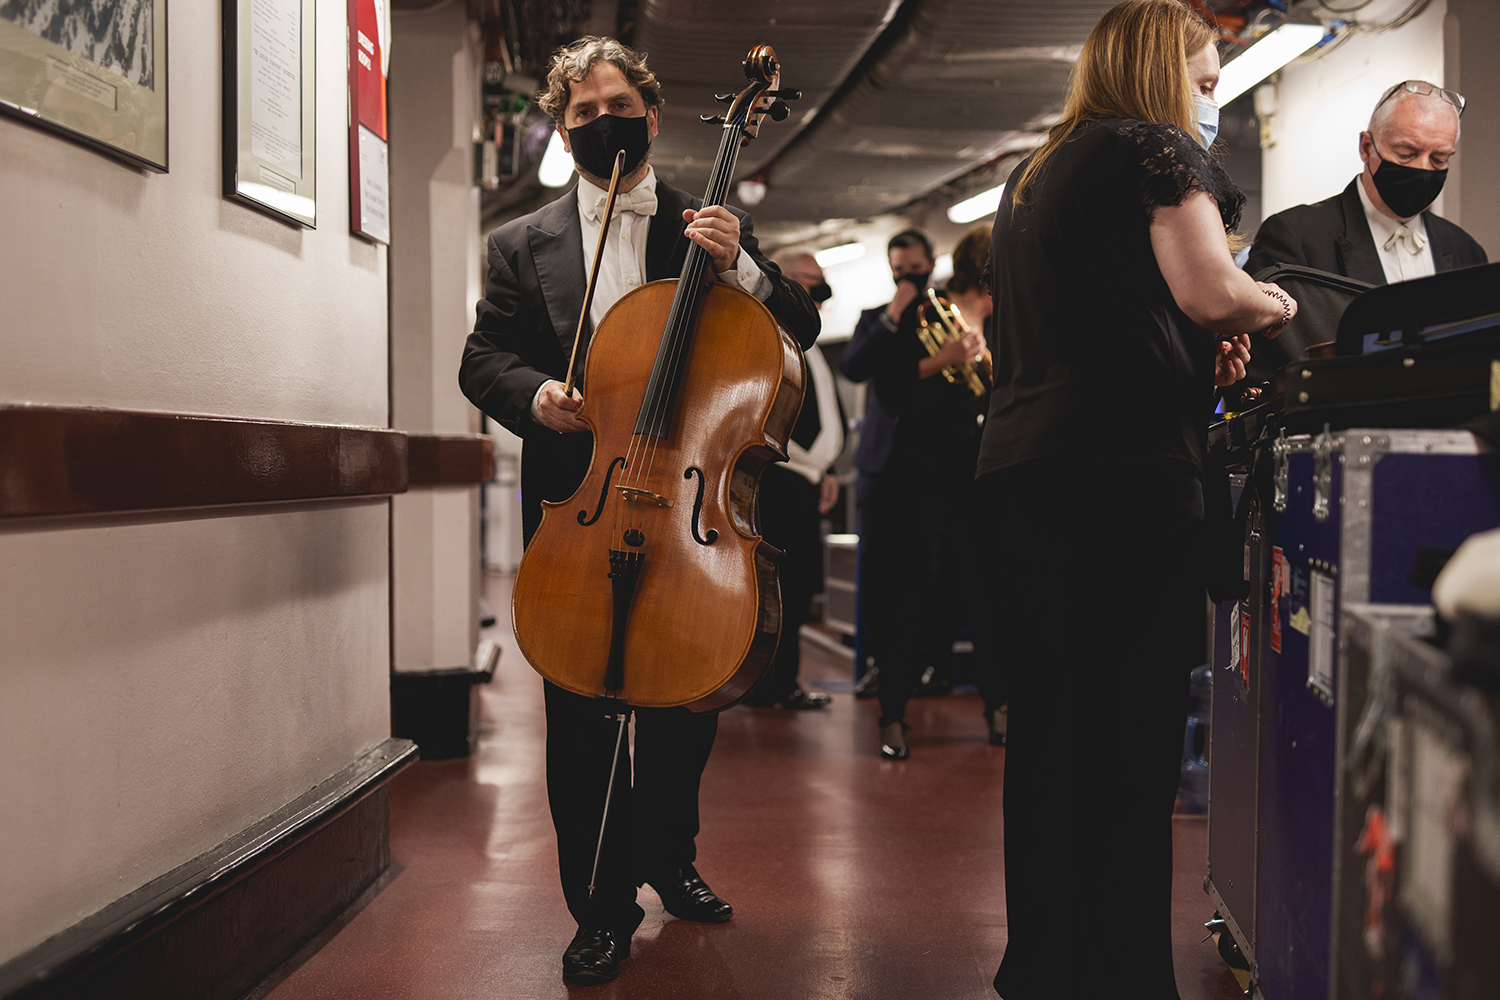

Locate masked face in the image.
[566,113,652,181]
[1193,94,1220,150]
[896,271,932,290]
[809,281,833,304]
[1366,137,1448,219]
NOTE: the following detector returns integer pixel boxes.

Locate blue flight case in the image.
[1335,605,1500,1000]
[1206,428,1500,1000]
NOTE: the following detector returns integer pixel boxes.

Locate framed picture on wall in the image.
[223,0,317,228]
[0,0,169,171]
[347,0,390,244]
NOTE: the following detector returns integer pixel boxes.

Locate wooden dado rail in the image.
[0,405,494,518]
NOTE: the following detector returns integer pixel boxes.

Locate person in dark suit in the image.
[1245,80,1486,377]
[1248,80,1484,285]
[839,229,994,760]
[743,248,845,710]
[458,37,818,986]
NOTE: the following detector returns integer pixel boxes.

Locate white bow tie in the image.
[1384,222,1428,257]
[585,185,657,222]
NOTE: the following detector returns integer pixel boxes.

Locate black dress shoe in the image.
[646,864,733,922]
[987,705,1008,746]
[781,687,831,709]
[562,926,630,984]
[879,718,910,760]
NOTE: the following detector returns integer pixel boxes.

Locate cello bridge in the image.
[616,486,674,508]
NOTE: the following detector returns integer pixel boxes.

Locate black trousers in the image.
[979,456,1204,1000]
[754,465,823,701]
[543,681,719,934]
[858,470,1007,723]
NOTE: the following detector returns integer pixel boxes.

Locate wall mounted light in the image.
[815,242,866,268]
[1216,22,1327,105]
[947,183,1006,224]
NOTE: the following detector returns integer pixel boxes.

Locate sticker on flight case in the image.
[1240,605,1251,690]
[1289,564,1311,636]
[1270,546,1289,653]
[1308,570,1336,699]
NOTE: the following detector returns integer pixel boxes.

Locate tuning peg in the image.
[700,114,727,125]
[767,89,802,100]
[714,93,736,104]
[767,100,790,122]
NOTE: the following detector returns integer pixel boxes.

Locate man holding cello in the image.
[459,37,818,985]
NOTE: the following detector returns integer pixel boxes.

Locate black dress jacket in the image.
[841,300,985,482]
[459,180,820,540]
[1246,177,1487,284]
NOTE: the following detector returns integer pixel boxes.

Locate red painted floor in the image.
[261,574,1244,999]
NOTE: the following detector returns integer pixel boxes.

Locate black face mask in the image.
[567,113,651,180]
[1368,140,1448,219]
[809,281,832,304]
[896,271,931,291]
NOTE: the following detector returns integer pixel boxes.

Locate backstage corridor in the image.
[253,575,1244,1000]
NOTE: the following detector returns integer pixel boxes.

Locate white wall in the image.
[0,502,389,957]
[0,0,391,963]
[1261,0,1447,219]
[389,5,484,673]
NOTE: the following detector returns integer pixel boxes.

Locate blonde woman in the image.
[976,2,1295,996]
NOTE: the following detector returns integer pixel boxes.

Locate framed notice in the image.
[347,0,390,243]
[224,0,317,227]
[0,0,169,170]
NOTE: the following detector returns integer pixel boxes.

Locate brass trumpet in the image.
[916,287,990,397]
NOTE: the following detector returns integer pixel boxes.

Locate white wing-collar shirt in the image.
[531,166,772,420]
[1357,177,1435,284]
[575,166,772,328]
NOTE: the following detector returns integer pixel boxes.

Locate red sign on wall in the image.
[348,0,390,243]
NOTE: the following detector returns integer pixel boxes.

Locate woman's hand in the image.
[1214,334,1252,387]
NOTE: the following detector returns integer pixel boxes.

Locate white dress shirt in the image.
[783,346,845,485]
[531,166,772,419]
[1356,177,1435,284]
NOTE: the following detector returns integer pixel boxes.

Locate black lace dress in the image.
[976,117,1244,480]
[975,119,1245,1000]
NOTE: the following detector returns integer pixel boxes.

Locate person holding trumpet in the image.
[839,228,1002,759]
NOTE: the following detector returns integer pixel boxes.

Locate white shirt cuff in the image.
[715,247,773,301]
[530,380,555,422]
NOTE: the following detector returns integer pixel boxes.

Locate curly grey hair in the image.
[536,36,664,122]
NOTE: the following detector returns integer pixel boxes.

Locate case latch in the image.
[1272,427,1289,514]
[1312,424,1335,523]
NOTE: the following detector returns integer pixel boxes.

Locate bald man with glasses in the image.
[1247,80,1486,286]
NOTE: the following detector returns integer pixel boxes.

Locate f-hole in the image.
[580,457,627,525]
[684,467,718,545]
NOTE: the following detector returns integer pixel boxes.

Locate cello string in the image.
[636,116,743,493]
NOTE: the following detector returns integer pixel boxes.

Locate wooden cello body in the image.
[511,46,806,711]
[513,282,804,709]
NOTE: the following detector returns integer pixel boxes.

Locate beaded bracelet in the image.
[1263,289,1292,336]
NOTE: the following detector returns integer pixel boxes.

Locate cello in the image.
[512,46,806,713]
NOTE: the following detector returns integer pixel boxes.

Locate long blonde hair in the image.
[1012,0,1216,206]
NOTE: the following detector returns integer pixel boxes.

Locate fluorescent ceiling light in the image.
[1216,23,1326,105]
[948,183,1005,224]
[815,242,866,268]
[538,131,575,188]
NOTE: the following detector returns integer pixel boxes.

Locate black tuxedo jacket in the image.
[1246,177,1487,285]
[459,180,820,539]
[841,301,985,481]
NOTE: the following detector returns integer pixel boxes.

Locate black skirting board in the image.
[0,738,418,1000]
